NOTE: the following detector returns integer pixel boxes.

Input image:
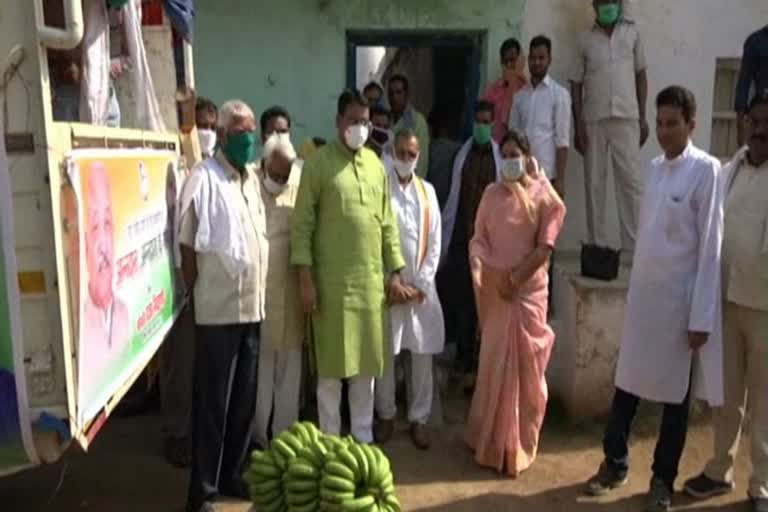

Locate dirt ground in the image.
[0,391,755,512]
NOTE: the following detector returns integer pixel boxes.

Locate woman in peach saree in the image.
[465,131,565,476]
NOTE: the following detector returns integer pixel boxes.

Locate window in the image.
[710,58,741,159]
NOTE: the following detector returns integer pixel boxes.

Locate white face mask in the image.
[393,157,418,179]
[344,124,370,151]
[263,174,288,195]
[198,129,217,157]
[501,157,526,181]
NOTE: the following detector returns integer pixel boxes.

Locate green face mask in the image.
[473,123,493,146]
[597,3,621,25]
[222,132,256,169]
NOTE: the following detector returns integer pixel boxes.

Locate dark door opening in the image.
[346,31,485,140]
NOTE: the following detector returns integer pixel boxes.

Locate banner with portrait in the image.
[0,126,38,475]
[65,149,182,430]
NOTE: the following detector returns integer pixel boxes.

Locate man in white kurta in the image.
[374,129,444,450]
[586,86,723,512]
[253,133,304,447]
[683,93,768,512]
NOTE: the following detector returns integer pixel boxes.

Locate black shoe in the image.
[683,473,734,499]
[646,476,672,512]
[585,462,629,496]
[163,437,190,469]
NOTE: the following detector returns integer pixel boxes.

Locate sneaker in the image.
[646,477,672,512]
[410,423,431,450]
[683,473,734,499]
[373,418,395,444]
[585,462,629,496]
[751,496,768,512]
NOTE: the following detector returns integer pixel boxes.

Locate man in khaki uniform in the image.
[684,93,768,512]
[180,100,268,512]
[253,130,304,447]
[571,0,649,253]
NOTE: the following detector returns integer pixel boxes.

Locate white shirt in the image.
[615,142,724,406]
[509,75,571,180]
[388,168,445,355]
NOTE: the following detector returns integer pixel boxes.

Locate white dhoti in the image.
[254,346,303,446]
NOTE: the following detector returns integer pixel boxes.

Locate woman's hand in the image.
[498,269,522,301]
[526,156,541,177]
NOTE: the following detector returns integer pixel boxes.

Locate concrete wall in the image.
[195,0,766,250]
[522,0,767,250]
[195,0,525,141]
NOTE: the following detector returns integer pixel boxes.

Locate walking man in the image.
[683,92,768,512]
[374,129,444,450]
[571,0,649,253]
[291,89,408,443]
[585,86,724,512]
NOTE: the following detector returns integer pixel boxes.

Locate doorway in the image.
[346,30,485,139]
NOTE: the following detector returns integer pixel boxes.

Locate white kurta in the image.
[388,169,445,355]
[615,142,724,406]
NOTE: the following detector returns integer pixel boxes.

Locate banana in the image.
[320,487,354,504]
[379,473,394,492]
[384,493,402,512]
[285,479,319,493]
[342,495,376,511]
[251,461,282,479]
[280,431,305,454]
[272,448,289,471]
[273,438,298,461]
[371,446,391,481]
[324,460,356,482]
[292,423,312,445]
[251,449,275,464]
[360,444,380,485]
[335,448,360,479]
[349,443,370,484]
[297,447,322,468]
[321,475,356,493]
[285,489,318,506]
[287,461,320,480]
[253,486,283,506]
[250,478,283,495]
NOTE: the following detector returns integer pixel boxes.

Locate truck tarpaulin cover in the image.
[0,126,39,475]
[64,149,183,434]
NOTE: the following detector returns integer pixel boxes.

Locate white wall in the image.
[522,0,767,251]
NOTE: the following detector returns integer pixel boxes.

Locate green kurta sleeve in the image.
[380,166,406,273]
[290,154,319,267]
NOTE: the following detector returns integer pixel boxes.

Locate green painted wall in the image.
[195,0,525,143]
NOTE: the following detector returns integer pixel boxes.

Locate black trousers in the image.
[187,323,259,509]
[603,387,691,491]
[437,244,477,374]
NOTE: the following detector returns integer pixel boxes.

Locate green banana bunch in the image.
[246,421,401,512]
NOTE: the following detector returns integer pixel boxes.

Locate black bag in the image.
[580,244,620,281]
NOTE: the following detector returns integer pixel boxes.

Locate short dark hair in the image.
[475,99,495,120]
[260,105,291,134]
[363,81,384,97]
[747,89,768,114]
[389,74,409,92]
[500,130,531,155]
[656,86,697,122]
[530,35,552,54]
[195,97,217,116]
[337,89,369,116]
[370,104,391,121]
[499,38,522,58]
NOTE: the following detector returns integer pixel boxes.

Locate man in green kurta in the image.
[291,89,408,443]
